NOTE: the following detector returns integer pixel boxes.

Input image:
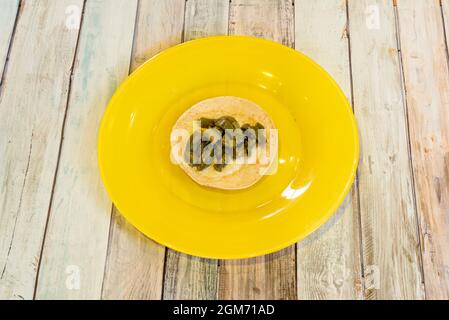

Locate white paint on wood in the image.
[163,0,229,300]
[0,0,19,80]
[184,0,229,41]
[164,252,219,300]
[348,0,424,299]
[0,0,83,300]
[397,0,449,299]
[219,247,297,299]
[102,0,186,300]
[228,0,293,46]
[130,0,187,70]
[295,0,363,300]
[102,208,166,300]
[443,0,449,45]
[34,0,138,299]
[219,0,297,300]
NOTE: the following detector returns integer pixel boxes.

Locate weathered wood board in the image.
[34,0,138,300]
[397,0,449,299]
[102,0,185,300]
[348,0,424,299]
[295,0,363,300]
[162,0,229,300]
[0,0,84,300]
[218,0,297,300]
[0,0,19,82]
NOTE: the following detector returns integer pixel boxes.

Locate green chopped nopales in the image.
[184,116,266,172]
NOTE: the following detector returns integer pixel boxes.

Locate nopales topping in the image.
[185,116,266,172]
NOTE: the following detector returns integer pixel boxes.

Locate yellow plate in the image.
[98,36,359,259]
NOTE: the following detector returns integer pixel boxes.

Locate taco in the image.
[171,96,277,190]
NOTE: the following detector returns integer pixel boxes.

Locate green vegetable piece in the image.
[254,122,264,130]
[254,128,266,147]
[185,133,204,167]
[187,117,268,172]
[213,163,227,172]
[215,116,239,130]
[194,162,210,171]
[199,117,215,128]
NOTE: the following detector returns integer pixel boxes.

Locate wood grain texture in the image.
[348,0,424,299]
[228,0,293,46]
[218,0,297,300]
[129,0,186,71]
[101,0,185,300]
[397,0,449,299]
[34,0,138,300]
[295,0,363,300]
[220,247,297,299]
[0,0,83,300]
[0,0,19,81]
[184,0,229,41]
[162,0,229,300]
[443,0,449,44]
[163,252,219,300]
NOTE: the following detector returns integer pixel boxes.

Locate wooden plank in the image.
[0,0,83,300]
[218,0,297,300]
[228,0,293,46]
[397,0,449,299]
[34,0,138,300]
[443,0,449,48]
[294,0,363,299]
[162,0,229,301]
[163,252,219,300]
[129,0,186,71]
[101,0,185,300]
[0,0,19,81]
[184,0,229,41]
[348,0,424,299]
[220,247,296,300]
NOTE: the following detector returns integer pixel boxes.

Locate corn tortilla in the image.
[171,96,277,190]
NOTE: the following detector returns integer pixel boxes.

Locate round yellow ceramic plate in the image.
[98,36,359,259]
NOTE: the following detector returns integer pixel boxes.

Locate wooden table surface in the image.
[0,0,448,300]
